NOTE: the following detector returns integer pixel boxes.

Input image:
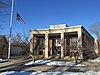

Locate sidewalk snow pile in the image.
[25,59,86,66]
[1,71,100,75]
[47,61,86,66]
[0,58,7,62]
[0,71,15,75]
[90,57,100,62]
[25,60,51,66]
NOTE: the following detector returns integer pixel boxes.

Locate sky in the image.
[0,0,100,38]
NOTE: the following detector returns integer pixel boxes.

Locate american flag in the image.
[17,13,25,24]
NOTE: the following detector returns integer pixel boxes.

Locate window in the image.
[54,38,61,46]
[70,37,77,49]
[40,38,45,49]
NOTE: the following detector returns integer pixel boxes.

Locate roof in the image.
[30,24,82,31]
[0,35,5,41]
[30,24,94,40]
[49,24,68,29]
[81,26,94,40]
[0,35,8,44]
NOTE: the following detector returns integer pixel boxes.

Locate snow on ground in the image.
[0,71,15,75]
[25,60,51,66]
[47,61,86,66]
[0,58,7,63]
[1,71,100,75]
[25,59,86,66]
[90,57,100,62]
[2,57,100,75]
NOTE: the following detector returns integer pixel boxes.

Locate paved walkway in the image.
[0,57,100,72]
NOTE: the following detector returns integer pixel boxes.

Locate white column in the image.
[78,29,82,48]
[45,33,49,58]
[94,39,99,56]
[78,29,83,60]
[30,32,33,53]
[61,32,64,58]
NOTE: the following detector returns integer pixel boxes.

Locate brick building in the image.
[30,24,94,59]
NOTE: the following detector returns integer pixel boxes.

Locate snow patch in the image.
[25,60,51,66]
[1,71,100,75]
[0,71,15,75]
[90,57,100,62]
[47,61,86,66]
[25,59,86,66]
[0,58,7,63]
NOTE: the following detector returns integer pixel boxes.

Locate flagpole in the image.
[8,0,14,59]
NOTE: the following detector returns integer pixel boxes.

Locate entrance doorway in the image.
[54,38,61,55]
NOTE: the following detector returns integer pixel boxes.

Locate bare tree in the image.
[10,32,36,60]
[11,33,28,45]
[0,0,10,13]
[22,32,29,44]
[0,0,10,31]
[89,22,100,39]
[16,33,23,43]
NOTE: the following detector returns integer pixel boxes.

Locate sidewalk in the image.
[0,57,100,72]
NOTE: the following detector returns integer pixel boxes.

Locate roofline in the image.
[30,25,94,40]
[30,25,83,31]
[81,26,94,40]
[0,35,8,44]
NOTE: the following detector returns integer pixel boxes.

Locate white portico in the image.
[30,24,94,59]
